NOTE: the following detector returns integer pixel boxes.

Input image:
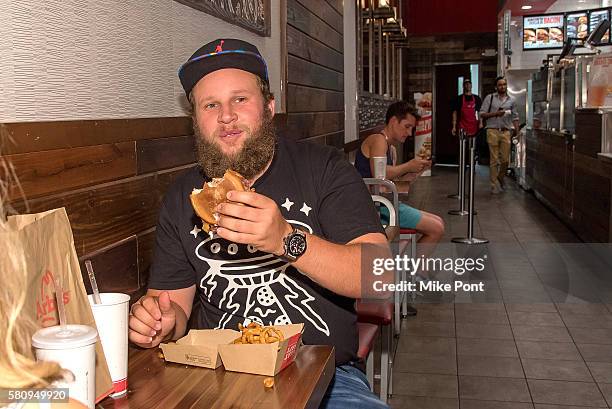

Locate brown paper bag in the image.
[5,207,113,403]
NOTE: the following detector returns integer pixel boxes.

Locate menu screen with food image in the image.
[589,9,610,44]
[566,12,589,41]
[524,14,564,49]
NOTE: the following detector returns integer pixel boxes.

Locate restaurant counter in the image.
[526,109,612,242]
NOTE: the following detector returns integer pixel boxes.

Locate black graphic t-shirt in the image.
[148,137,384,365]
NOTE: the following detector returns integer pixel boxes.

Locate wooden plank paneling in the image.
[299,135,327,145]
[137,228,157,289]
[287,0,343,53]
[7,142,136,201]
[137,135,196,174]
[286,112,344,140]
[296,0,343,34]
[79,236,139,294]
[0,117,192,155]
[325,0,342,15]
[11,166,193,256]
[324,131,344,150]
[287,25,343,72]
[287,85,344,113]
[288,55,344,91]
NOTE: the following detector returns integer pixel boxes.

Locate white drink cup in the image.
[88,293,130,398]
[32,325,98,409]
[372,156,387,179]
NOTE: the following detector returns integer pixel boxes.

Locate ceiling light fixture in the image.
[521,5,533,10]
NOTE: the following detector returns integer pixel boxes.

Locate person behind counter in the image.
[354,101,445,271]
[480,76,520,194]
[127,38,391,409]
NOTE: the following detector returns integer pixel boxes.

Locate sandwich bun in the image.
[190,170,249,230]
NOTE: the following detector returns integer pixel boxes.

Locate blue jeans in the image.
[319,365,390,409]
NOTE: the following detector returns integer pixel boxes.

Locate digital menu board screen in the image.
[589,9,610,44]
[566,12,589,41]
[523,14,564,50]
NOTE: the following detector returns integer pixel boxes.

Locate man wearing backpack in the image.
[480,76,520,194]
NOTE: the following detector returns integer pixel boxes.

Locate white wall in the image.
[507,0,612,70]
[0,0,282,122]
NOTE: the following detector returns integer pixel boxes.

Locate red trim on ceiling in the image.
[403,0,498,35]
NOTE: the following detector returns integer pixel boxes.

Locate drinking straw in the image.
[52,275,68,333]
[85,260,102,304]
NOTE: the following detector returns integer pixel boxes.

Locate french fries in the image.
[232,322,285,344]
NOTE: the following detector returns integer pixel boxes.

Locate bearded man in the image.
[127,39,391,408]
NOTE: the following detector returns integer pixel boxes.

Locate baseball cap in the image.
[463,78,472,84]
[178,38,269,97]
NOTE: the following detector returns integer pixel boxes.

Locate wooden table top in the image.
[98,345,335,409]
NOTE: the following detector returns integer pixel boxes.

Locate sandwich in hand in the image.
[190,169,249,232]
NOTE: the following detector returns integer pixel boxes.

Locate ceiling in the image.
[403,0,498,34]
[499,0,557,17]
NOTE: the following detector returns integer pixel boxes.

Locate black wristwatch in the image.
[279,227,307,262]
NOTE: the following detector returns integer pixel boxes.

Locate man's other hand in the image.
[129,291,176,348]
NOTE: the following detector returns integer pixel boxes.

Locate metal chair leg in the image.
[409,234,417,303]
[394,268,401,336]
[366,348,374,392]
[380,324,390,402]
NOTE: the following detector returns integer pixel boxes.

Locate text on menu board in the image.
[525,15,563,28]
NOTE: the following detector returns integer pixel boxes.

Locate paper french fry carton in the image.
[218,323,304,376]
[160,329,237,369]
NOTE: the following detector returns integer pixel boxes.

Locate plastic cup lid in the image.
[32,325,98,350]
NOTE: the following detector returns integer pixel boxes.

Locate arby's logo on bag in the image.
[36,270,71,326]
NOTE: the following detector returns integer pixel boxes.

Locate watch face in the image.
[288,234,306,256]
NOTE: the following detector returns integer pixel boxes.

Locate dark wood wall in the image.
[286,0,344,149]
[2,4,346,301]
[403,32,498,102]
[2,118,195,302]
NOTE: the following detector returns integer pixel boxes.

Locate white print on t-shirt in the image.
[192,200,330,336]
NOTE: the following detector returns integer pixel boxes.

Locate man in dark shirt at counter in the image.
[127,38,391,408]
[480,76,520,194]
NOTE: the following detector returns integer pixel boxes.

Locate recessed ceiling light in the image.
[521,5,533,10]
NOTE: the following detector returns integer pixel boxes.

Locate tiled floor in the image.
[386,165,612,409]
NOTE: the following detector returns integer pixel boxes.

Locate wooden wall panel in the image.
[137,135,196,174]
[7,142,136,201]
[137,228,157,289]
[325,0,342,14]
[286,0,344,148]
[288,55,344,92]
[287,85,343,113]
[0,117,192,155]
[296,0,343,34]
[286,112,344,140]
[287,25,343,72]
[11,166,193,256]
[78,236,139,295]
[287,0,343,53]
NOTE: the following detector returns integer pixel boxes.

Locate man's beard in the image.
[195,108,276,180]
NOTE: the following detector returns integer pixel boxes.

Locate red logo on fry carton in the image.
[279,333,301,371]
[36,270,70,327]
